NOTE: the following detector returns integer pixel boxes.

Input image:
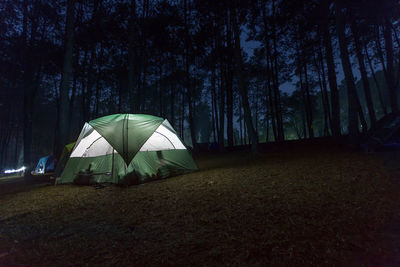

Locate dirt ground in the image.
[0,147,399,266]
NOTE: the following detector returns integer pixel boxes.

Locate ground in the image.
[0,147,400,266]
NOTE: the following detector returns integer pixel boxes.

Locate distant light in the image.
[4,166,26,174]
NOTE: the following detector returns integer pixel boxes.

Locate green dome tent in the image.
[59,114,198,185]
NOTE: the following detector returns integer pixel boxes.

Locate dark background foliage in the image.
[0,0,399,169]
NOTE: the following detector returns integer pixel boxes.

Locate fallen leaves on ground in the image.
[0,148,399,266]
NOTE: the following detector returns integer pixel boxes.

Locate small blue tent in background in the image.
[33,155,55,174]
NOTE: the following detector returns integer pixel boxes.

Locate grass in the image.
[0,174,24,181]
[0,148,399,266]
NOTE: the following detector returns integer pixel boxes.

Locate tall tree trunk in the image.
[158,64,163,117]
[128,0,137,113]
[301,107,307,139]
[319,46,332,132]
[211,66,219,143]
[83,48,95,122]
[375,26,388,78]
[322,1,341,136]
[356,94,368,133]
[364,42,387,115]
[13,131,19,168]
[170,83,175,127]
[217,23,225,151]
[95,44,104,117]
[118,46,123,112]
[351,21,377,127]
[262,5,277,141]
[22,0,33,169]
[392,25,400,89]
[244,118,248,145]
[267,64,277,140]
[139,59,147,113]
[57,0,75,156]
[23,0,42,169]
[210,36,219,143]
[53,78,60,152]
[0,106,12,168]
[79,50,88,122]
[271,3,284,141]
[335,2,359,146]
[225,68,233,148]
[298,63,308,138]
[232,6,258,152]
[314,52,329,136]
[1,129,12,169]
[263,72,271,142]
[303,59,314,138]
[266,44,277,141]
[180,88,185,139]
[239,100,243,145]
[265,107,270,142]
[69,71,77,123]
[254,91,259,139]
[184,0,196,148]
[211,91,216,143]
[383,19,398,113]
[69,48,81,123]
[225,12,234,148]
[218,63,225,151]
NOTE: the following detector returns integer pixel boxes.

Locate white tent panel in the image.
[157,123,186,149]
[140,123,186,151]
[71,129,115,158]
[71,119,186,157]
[161,119,177,134]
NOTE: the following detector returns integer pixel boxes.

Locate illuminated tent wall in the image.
[33,155,55,174]
[59,114,197,185]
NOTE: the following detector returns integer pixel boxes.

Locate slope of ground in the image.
[0,148,399,266]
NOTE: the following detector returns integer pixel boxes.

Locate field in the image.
[0,147,400,266]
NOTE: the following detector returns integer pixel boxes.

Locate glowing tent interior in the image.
[59,114,197,185]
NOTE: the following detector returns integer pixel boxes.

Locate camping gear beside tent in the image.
[32,155,55,174]
[54,142,76,178]
[59,114,197,185]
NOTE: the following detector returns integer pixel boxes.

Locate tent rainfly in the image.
[59,114,197,185]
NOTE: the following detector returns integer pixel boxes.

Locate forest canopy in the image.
[0,0,399,169]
